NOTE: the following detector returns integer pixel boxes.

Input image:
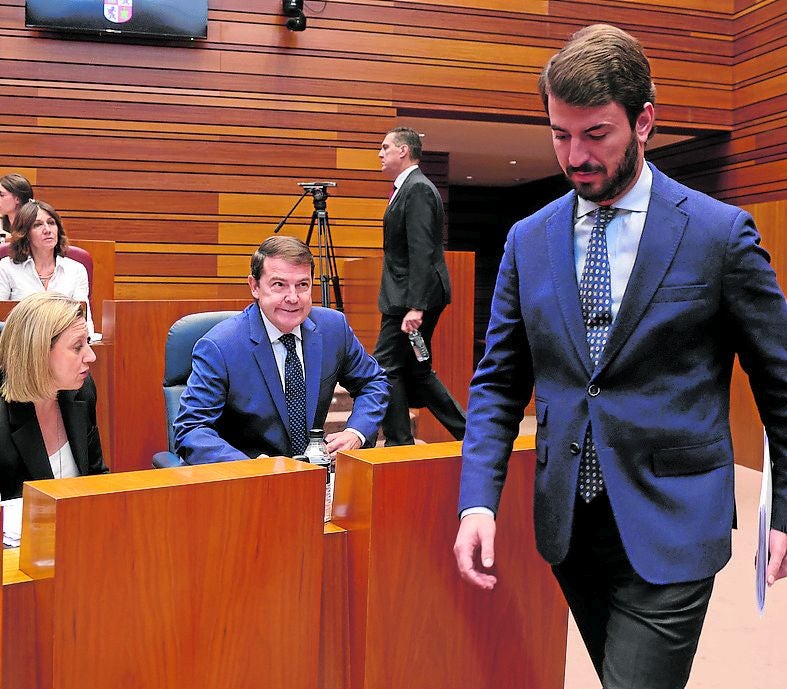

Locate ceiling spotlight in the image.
[282,0,306,31]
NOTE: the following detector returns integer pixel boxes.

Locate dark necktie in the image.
[577,206,617,502]
[280,333,308,456]
[388,184,396,203]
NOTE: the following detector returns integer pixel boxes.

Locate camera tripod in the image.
[274,182,343,310]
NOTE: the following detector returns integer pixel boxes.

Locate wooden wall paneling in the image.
[0,2,784,352]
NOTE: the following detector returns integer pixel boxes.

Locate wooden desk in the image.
[3,440,566,689]
[3,458,326,689]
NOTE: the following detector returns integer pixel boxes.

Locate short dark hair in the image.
[9,200,69,263]
[1,173,34,233]
[538,24,656,134]
[250,235,314,281]
[388,127,423,162]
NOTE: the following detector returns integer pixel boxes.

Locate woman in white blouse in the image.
[0,200,94,333]
[0,292,108,500]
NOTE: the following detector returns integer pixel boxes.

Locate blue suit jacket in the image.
[174,304,390,464]
[459,163,787,585]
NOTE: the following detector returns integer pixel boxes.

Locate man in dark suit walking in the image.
[454,24,787,689]
[373,126,466,446]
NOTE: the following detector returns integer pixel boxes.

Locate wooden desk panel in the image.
[102,299,250,472]
[334,439,567,689]
[5,458,326,689]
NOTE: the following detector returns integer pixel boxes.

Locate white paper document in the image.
[1,497,23,548]
[755,431,772,614]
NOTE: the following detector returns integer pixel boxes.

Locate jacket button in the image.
[588,384,601,397]
[569,442,581,455]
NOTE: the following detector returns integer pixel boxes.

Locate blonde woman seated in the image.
[0,200,94,333]
[0,292,107,500]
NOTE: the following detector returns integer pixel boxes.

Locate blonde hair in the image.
[0,292,86,402]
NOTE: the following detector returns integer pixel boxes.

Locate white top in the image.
[48,441,80,479]
[0,254,94,333]
[389,164,419,204]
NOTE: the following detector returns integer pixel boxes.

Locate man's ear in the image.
[635,102,655,143]
[248,274,259,299]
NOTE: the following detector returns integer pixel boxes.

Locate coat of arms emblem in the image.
[104,0,133,24]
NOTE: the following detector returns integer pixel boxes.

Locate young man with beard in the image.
[454,24,787,689]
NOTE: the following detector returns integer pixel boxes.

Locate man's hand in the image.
[767,528,787,586]
[325,430,362,455]
[453,513,498,590]
[401,309,424,334]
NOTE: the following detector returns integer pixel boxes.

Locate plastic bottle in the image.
[303,428,334,522]
[408,330,430,362]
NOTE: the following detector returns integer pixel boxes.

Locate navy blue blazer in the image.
[0,374,108,499]
[459,163,787,585]
[174,304,390,464]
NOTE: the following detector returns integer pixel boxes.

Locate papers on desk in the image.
[755,431,772,615]
[1,497,23,548]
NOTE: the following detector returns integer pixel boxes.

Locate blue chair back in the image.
[155,310,240,466]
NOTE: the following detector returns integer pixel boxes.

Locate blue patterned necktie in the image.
[577,206,617,502]
[280,333,308,456]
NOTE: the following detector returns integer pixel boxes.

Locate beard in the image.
[566,133,640,204]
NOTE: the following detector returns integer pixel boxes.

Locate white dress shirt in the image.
[258,308,365,446]
[389,164,419,204]
[0,255,95,333]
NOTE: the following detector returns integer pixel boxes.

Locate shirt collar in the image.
[576,161,652,220]
[393,164,419,191]
[258,307,302,344]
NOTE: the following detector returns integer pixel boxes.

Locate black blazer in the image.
[378,167,451,315]
[0,374,108,499]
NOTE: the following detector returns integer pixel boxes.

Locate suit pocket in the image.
[652,437,729,476]
[651,284,708,303]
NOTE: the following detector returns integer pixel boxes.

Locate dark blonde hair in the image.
[250,235,314,281]
[0,292,86,402]
[538,24,656,134]
[9,200,69,263]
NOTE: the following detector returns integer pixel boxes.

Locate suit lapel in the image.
[545,193,594,375]
[301,316,321,430]
[9,402,54,480]
[249,306,289,429]
[59,391,90,475]
[598,169,689,371]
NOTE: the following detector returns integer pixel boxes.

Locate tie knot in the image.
[595,206,617,229]
[280,333,297,352]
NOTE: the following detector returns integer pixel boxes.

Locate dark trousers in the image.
[552,495,714,689]
[373,307,466,446]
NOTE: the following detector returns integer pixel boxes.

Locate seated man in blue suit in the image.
[174,236,390,463]
[454,23,787,689]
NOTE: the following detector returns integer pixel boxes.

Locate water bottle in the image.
[303,428,334,522]
[408,329,430,362]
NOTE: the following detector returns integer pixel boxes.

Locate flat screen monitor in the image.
[26,0,208,40]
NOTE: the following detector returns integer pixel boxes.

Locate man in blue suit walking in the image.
[454,24,787,689]
[174,236,389,464]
